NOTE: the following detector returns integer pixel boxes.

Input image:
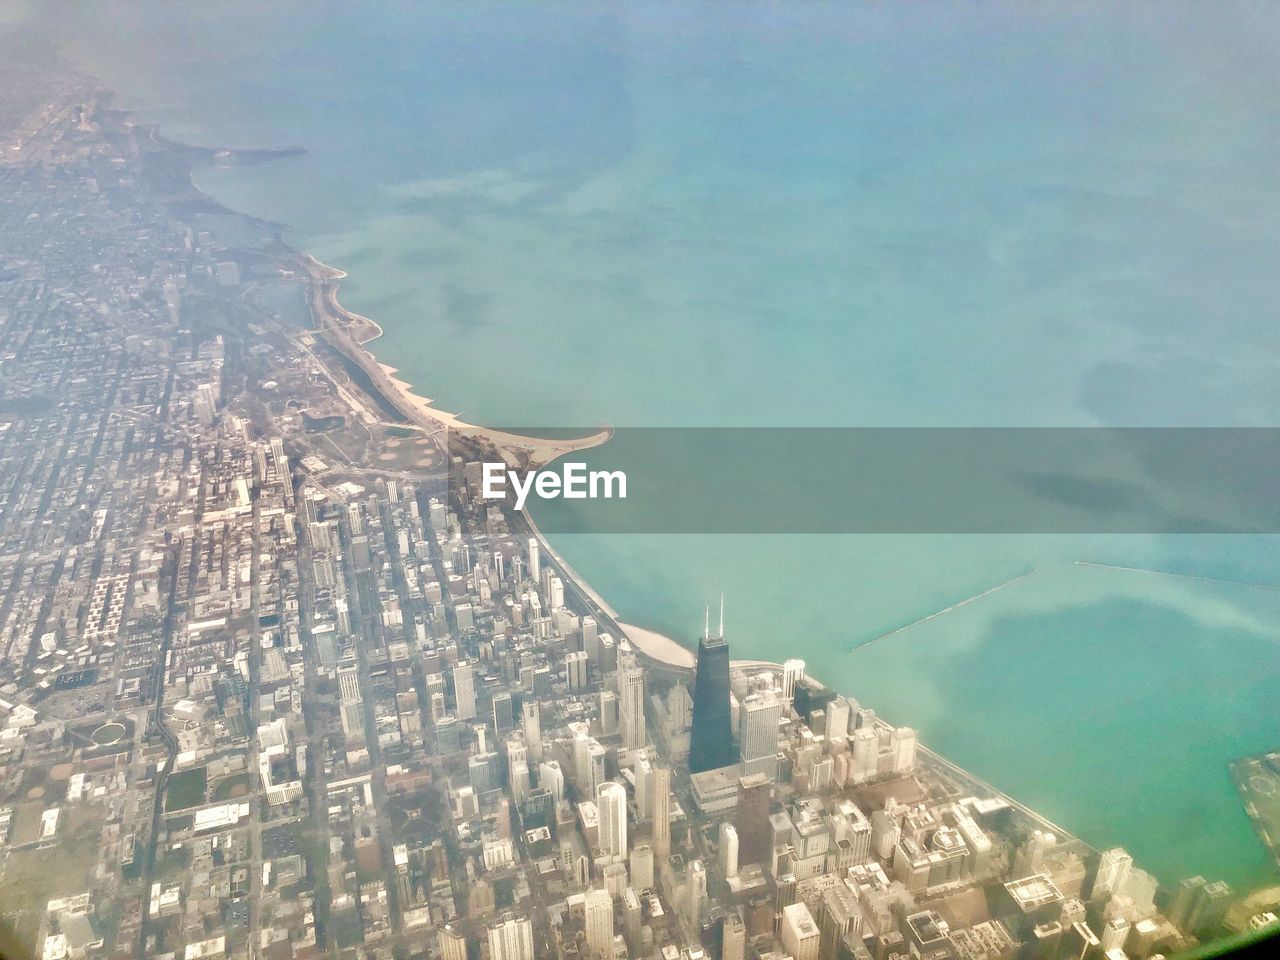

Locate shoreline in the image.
[179,141,610,469]
[293,249,614,468]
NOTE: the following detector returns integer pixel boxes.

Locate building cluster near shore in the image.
[0,62,1276,960]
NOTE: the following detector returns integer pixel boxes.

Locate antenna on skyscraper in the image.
[704,604,710,639]
[718,593,725,638]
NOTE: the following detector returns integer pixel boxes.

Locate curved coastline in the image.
[181,141,611,469]
[295,249,614,467]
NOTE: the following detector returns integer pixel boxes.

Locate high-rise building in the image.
[195,382,218,426]
[1016,830,1056,876]
[456,602,475,632]
[825,696,850,746]
[338,664,364,738]
[1100,917,1130,953]
[723,911,746,960]
[522,786,554,829]
[1168,876,1207,932]
[539,759,565,803]
[436,715,463,754]
[1187,880,1233,939]
[781,901,821,960]
[439,924,468,960]
[428,497,448,532]
[781,658,806,702]
[492,690,514,733]
[686,859,707,924]
[453,660,477,721]
[850,727,878,784]
[598,690,619,736]
[527,536,541,583]
[629,843,654,891]
[509,761,530,805]
[736,773,772,866]
[566,650,589,691]
[598,781,628,859]
[890,726,917,773]
[622,887,642,946]
[522,701,543,762]
[652,764,672,858]
[487,914,534,960]
[719,822,739,879]
[689,600,735,773]
[739,691,783,780]
[338,664,362,702]
[633,756,653,820]
[469,752,500,794]
[1091,847,1133,902]
[571,732,606,799]
[619,666,646,750]
[584,887,614,960]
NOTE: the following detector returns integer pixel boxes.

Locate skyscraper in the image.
[736,773,772,866]
[1187,880,1233,939]
[686,859,707,924]
[739,691,783,780]
[598,781,628,859]
[539,759,565,802]
[439,925,468,960]
[1091,847,1133,902]
[619,665,646,750]
[723,911,746,960]
[338,664,364,738]
[890,726,917,773]
[781,901,821,960]
[633,755,652,819]
[487,914,534,960]
[453,660,477,721]
[719,822,739,878]
[492,690,514,733]
[509,761,529,805]
[1168,876,1206,932]
[584,887,615,960]
[527,536,540,583]
[689,599,735,773]
[573,732,593,794]
[522,700,543,762]
[651,763,672,858]
[629,843,654,891]
[566,650,589,691]
[781,658,806,702]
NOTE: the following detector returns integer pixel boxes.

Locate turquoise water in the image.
[20,1,1280,889]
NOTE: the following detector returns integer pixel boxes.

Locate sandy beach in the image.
[620,620,781,674]
[298,251,612,467]
[373,360,613,467]
[620,621,697,670]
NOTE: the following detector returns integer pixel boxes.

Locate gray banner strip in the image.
[451,428,1280,533]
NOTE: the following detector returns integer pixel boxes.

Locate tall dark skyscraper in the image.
[736,773,773,866]
[689,599,736,773]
